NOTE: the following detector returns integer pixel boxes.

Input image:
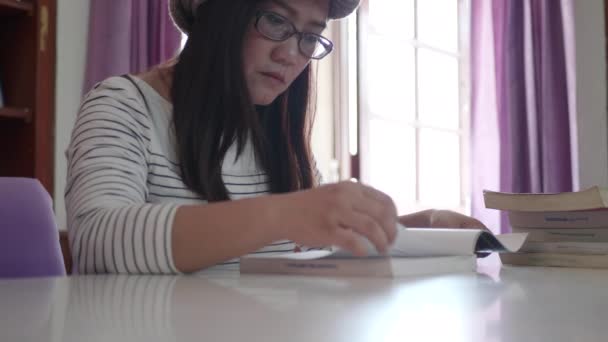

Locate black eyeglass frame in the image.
[254,10,334,60]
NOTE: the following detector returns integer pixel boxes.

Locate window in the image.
[356,0,471,215]
[181,33,187,50]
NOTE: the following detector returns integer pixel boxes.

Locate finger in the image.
[340,211,390,254]
[331,228,369,257]
[354,185,398,243]
[462,218,489,230]
[361,184,394,207]
[361,184,398,222]
[353,201,398,246]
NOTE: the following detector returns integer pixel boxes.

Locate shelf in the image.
[0,0,34,16]
[0,107,32,121]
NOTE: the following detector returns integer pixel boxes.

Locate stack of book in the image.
[484,186,608,268]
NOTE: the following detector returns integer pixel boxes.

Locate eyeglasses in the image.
[254,10,334,60]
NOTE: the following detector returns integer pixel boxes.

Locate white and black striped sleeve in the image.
[65,78,180,275]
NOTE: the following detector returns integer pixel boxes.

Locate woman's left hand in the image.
[428,209,487,229]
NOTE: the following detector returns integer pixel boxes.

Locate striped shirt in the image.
[65,75,320,275]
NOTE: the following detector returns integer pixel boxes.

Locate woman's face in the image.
[243,0,331,105]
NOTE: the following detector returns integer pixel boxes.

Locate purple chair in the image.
[0,177,65,278]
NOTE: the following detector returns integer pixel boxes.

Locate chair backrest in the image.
[0,177,66,278]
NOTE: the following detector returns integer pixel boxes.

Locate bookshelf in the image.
[0,107,32,121]
[0,0,34,15]
[0,0,56,195]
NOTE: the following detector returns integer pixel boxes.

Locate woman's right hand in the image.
[276,181,398,256]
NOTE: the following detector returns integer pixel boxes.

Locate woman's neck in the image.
[136,62,175,103]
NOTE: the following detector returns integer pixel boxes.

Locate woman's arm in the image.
[66,78,180,275]
[171,196,283,273]
[172,182,400,273]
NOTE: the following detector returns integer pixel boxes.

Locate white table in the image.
[2,256,608,342]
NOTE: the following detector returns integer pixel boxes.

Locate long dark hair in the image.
[171,0,316,202]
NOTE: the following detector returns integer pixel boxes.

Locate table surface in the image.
[2,255,608,342]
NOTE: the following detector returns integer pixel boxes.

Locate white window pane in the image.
[417,0,459,52]
[419,129,461,208]
[369,0,415,38]
[418,49,459,129]
[367,119,416,213]
[181,33,187,50]
[367,34,416,122]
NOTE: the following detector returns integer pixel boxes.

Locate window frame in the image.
[347,0,472,214]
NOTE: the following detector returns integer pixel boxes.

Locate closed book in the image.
[508,210,608,229]
[501,252,608,269]
[484,186,608,212]
[511,227,608,242]
[240,225,528,278]
[240,252,476,278]
[520,241,608,255]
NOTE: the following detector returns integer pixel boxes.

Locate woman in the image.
[65,0,485,275]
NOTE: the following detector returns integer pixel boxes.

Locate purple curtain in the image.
[471,0,576,233]
[83,0,181,93]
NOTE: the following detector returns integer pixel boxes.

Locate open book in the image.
[240,224,528,278]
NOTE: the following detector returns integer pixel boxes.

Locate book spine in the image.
[239,256,476,278]
[508,210,608,229]
[520,241,608,255]
[511,227,608,242]
[501,253,608,268]
[240,258,394,277]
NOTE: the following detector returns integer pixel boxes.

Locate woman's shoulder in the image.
[83,68,171,111]
[83,75,148,105]
[78,75,158,125]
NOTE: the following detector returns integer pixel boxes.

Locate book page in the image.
[389,226,482,257]
[330,224,527,258]
[479,233,528,253]
[242,225,528,261]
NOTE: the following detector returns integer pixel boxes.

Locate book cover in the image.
[520,241,608,255]
[508,210,608,229]
[240,224,528,278]
[501,252,608,269]
[483,186,608,212]
[511,227,608,242]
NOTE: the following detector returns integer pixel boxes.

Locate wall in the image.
[573,0,608,189]
[54,0,90,229]
[311,21,340,184]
